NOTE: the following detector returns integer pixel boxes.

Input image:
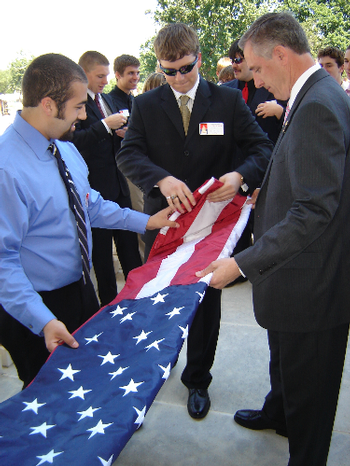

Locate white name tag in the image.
[199,122,224,135]
[120,109,130,117]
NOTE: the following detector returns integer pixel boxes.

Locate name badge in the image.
[199,122,224,135]
[120,109,130,117]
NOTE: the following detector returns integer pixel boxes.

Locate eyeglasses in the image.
[231,57,244,65]
[159,56,199,76]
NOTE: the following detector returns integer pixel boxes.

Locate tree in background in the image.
[1,51,35,94]
[139,0,350,82]
[0,70,11,94]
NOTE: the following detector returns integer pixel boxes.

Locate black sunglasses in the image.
[232,57,244,64]
[159,56,199,76]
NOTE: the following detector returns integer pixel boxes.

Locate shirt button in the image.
[184,150,189,156]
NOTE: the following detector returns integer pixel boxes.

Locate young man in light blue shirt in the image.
[0,53,177,388]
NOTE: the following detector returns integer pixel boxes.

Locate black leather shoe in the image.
[234,409,287,437]
[187,389,211,419]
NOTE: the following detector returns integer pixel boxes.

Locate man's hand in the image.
[158,176,196,214]
[104,113,127,130]
[255,100,284,120]
[247,188,260,210]
[196,258,242,289]
[207,171,242,203]
[43,319,79,353]
[146,206,180,230]
[116,127,128,138]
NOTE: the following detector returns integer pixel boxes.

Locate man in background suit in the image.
[73,51,142,306]
[117,23,273,420]
[198,12,350,465]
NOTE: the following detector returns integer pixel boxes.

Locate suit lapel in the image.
[160,84,184,138]
[102,93,117,114]
[186,78,211,140]
[257,68,329,199]
[87,95,103,120]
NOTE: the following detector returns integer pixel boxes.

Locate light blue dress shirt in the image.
[0,112,149,335]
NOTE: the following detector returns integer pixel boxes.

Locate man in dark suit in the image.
[223,39,286,283]
[197,12,350,465]
[73,51,142,306]
[117,23,273,420]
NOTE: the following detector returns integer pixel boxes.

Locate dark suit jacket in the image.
[117,78,273,223]
[73,94,129,201]
[236,69,350,332]
[224,79,283,143]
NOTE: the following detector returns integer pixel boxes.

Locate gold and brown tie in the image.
[179,95,191,136]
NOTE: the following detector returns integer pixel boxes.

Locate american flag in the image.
[0,178,250,466]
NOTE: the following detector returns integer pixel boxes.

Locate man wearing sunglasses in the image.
[117,23,273,421]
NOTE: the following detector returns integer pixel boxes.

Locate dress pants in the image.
[0,275,99,388]
[92,192,142,306]
[144,238,222,390]
[262,324,349,466]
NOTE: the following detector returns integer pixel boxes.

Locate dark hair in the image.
[228,40,244,60]
[154,23,200,61]
[78,51,109,73]
[22,53,87,117]
[113,54,140,74]
[239,12,310,59]
[317,46,344,67]
[142,72,166,93]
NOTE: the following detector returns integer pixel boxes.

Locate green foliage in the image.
[0,70,11,94]
[103,77,117,94]
[7,51,35,93]
[139,0,350,81]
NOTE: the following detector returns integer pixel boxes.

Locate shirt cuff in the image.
[101,119,112,135]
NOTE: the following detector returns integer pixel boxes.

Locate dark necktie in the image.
[179,95,191,136]
[95,94,105,118]
[242,82,249,103]
[49,142,90,284]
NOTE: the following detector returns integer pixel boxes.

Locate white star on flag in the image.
[150,292,168,304]
[165,306,184,319]
[145,338,165,352]
[98,351,120,365]
[22,398,46,415]
[98,454,114,466]
[133,405,146,428]
[58,363,81,381]
[110,305,127,318]
[68,386,92,400]
[30,422,56,438]
[119,378,144,397]
[196,290,205,303]
[36,449,63,465]
[133,329,152,345]
[85,332,103,344]
[109,366,129,380]
[87,419,113,439]
[179,325,189,339]
[158,363,171,380]
[77,406,101,422]
[120,312,136,323]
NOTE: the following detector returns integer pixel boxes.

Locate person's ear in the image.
[41,97,56,116]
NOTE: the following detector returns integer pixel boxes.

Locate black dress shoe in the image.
[187,388,211,419]
[234,409,287,437]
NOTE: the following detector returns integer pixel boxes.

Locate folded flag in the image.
[0,178,251,466]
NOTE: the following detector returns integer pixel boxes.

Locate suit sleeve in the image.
[117,98,172,195]
[73,120,109,153]
[235,100,346,283]
[230,94,274,191]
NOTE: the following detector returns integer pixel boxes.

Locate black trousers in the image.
[92,193,142,306]
[144,236,221,390]
[262,324,349,466]
[0,275,99,388]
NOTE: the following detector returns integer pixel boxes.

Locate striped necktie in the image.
[283,101,291,124]
[49,143,90,284]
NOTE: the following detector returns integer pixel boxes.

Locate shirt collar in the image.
[13,111,53,161]
[170,74,200,101]
[289,63,321,110]
[87,88,96,100]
